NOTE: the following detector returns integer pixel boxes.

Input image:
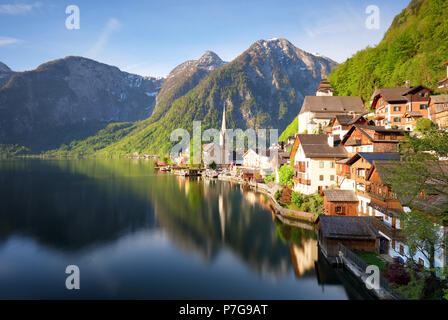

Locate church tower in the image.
[219,106,227,165]
[315,79,334,96]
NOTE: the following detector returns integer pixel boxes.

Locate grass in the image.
[354,251,386,272]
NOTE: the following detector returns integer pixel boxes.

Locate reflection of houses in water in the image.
[289,239,318,277]
[243,191,257,206]
[218,193,226,240]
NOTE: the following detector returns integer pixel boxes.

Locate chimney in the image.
[327,135,334,147]
[405,80,411,88]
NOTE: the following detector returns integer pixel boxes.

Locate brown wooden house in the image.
[370,84,433,130]
[316,216,379,258]
[429,95,448,129]
[323,190,358,216]
[341,125,405,156]
[365,161,404,228]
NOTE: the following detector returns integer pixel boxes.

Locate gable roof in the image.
[317,216,379,240]
[430,95,448,104]
[341,125,403,145]
[370,87,411,103]
[297,134,347,158]
[333,113,368,126]
[345,152,401,165]
[323,190,358,202]
[300,96,365,114]
[371,86,433,105]
[366,160,398,184]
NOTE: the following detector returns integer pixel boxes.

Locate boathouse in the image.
[316,216,379,258]
[323,189,359,216]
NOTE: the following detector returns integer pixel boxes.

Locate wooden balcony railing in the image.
[293,176,311,185]
[293,162,306,173]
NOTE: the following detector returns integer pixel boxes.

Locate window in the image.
[418,258,425,266]
[330,162,334,168]
[393,117,401,123]
[420,104,428,110]
[335,206,345,215]
[393,106,401,112]
[319,162,324,168]
[399,244,405,256]
[392,240,395,250]
[330,175,334,181]
[319,175,324,181]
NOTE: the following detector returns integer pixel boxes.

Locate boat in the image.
[205,170,219,178]
[175,169,201,177]
[160,167,171,172]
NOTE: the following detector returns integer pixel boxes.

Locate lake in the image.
[0,159,373,299]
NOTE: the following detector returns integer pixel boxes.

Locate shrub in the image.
[415,118,434,132]
[291,192,304,206]
[279,187,292,205]
[264,174,275,184]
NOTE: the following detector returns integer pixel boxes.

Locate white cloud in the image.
[86,18,121,59]
[0,36,22,46]
[0,2,42,15]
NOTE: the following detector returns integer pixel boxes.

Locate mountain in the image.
[0,62,15,88]
[0,56,164,151]
[61,38,337,156]
[328,0,448,101]
[150,50,226,122]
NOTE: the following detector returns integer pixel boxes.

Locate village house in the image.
[297,80,365,134]
[329,113,368,140]
[365,161,448,268]
[316,216,380,259]
[322,189,358,216]
[370,83,433,130]
[437,61,448,91]
[402,111,424,131]
[290,134,347,195]
[341,125,404,156]
[429,95,448,129]
[336,152,401,216]
[242,148,278,176]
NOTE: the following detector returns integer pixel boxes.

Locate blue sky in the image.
[0,0,410,77]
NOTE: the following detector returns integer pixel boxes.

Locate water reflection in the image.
[0,159,372,299]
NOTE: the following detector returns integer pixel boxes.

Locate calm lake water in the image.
[0,159,373,299]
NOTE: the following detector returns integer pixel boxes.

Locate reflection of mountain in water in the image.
[0,159,319,279]
[0,159,157,251]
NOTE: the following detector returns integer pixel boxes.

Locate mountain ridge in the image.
[0,56,164,150]
[55,38,337,156]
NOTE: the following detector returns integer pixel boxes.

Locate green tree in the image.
[415,118,434,132]
[278,164,294,187]
[208,161,217,169]
[386,128,448,274]
[264,174,275,184]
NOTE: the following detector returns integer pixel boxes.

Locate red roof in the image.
[443,61,448,66]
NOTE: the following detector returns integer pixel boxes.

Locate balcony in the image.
[293,176,311,185]
[371,216,403,240]
[293,162,306,173]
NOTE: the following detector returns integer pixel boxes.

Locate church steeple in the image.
[221,106,226,133]
[219,106,227,165]
[220,106,226,147]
